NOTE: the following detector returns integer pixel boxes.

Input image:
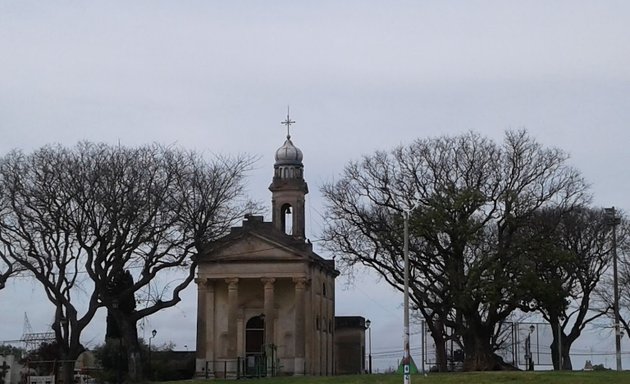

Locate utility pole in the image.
[403,210,411,384]
[605,207,622,371]
[421,320,425,375]
[557,319,563,370]
[384,190,419,384]
[365,319,372,374]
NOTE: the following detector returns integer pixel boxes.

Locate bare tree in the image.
[518,207,612,370]
[616,218,630,338]
[615,216,630,331]
[0,142,255,383]
[596,212,630,353]
[0,258,12,291]
[0,247,19,290]
[322,130,588,371]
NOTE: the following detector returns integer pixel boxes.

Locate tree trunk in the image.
[563,351,573,370]
[463,351,495,371]
[120,319,143,382]
[61,360,74,384]
[55,320,84,384]
[462,326,511,371]
[433,334,448,372]
[550,337,572,370]
[128,349,142,382]
[59,346,82,384]
[561,337,573,370]
[426,320,448,372]
[462,335,498,372]
[111,308,144,382]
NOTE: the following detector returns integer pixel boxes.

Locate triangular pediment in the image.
[197,228,322,280]
[207,231,309,262]
[196,216,339,279]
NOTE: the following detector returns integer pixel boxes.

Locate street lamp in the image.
[149,329,157,379]
[526,325,535,371]
[365,319,372,374]
[605,207,622,371]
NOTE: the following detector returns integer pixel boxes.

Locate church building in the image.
[194,116,339,378]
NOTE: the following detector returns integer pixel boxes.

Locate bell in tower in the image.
[269,110,308,238]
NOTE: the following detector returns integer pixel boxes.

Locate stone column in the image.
[261,278,275,376]
[225,278,239,359]
[205,280,216,377]
[195,278,208,378]
[261,278,276,345]
[293,277,307,375]
[326,281,333,375]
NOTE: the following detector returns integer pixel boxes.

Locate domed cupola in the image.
[275,136,303,166]
[269,110,309,239]
[271,111,305,181]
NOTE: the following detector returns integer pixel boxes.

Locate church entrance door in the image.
[245,315,266,376]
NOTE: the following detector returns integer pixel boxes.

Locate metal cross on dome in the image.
[281,107,295,139]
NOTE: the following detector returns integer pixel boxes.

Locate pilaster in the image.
[225,278,239,358]
[195,278,208,378]
[293,277,307,375]
[262,277,276,376]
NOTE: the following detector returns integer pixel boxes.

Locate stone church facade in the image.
[195,124,339,377]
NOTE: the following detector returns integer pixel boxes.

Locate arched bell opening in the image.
[280,203,293,235]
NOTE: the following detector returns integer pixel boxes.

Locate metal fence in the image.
[419,321,567,370]
[203,354,277,379]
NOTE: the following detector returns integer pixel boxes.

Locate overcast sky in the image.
[1,1,629,371]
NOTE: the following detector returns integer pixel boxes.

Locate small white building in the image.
[27,376,54,384]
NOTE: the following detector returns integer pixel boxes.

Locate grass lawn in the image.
[167,371,630,384]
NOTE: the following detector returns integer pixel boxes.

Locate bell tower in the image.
[269,110,308,238]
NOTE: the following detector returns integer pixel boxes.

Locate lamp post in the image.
[365,319,372,374]
[149,329,157,379]
[526,325,535,371]
[605,207,622,371]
